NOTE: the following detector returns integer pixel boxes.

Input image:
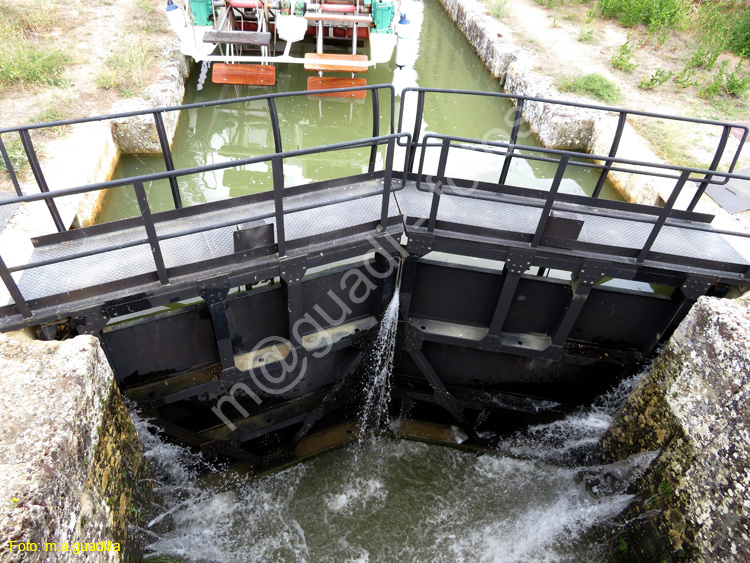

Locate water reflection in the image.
[97,0,617,224]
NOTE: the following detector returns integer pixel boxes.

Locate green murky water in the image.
[97,0,618,223]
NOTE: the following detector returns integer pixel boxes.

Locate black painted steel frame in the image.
[0,84,749,337]
[397,87,749,202]
[0,85,407,326]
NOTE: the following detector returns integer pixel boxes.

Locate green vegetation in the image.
[133,0,162,33]
[598,0,687,40]
[487,0,510,19]
[0,6,72,89]
[616,538,629,553]
[638,68,672,89]
[610,37,638,72]
[659,480,674,498]
[0,136,25,175]
[557,73,621,103]
[95,38,153,97]
[631,118,707,169]
[578,27,594,42]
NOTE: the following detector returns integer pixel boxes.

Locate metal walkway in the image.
[0,85,749,331]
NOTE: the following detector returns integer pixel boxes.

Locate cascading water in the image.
[131,364,653,562]
[358,289,400,436]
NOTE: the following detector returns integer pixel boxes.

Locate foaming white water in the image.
[503,370,645,463]
[359,289,400,435]
[130,344,649,563]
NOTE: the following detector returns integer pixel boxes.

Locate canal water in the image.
[136,371,650,562]
[97,0,619,223]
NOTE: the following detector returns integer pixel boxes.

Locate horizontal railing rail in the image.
[0,84,396,227]
[0,130,412,320]
[397,87,748,210]
[415,133,750,273]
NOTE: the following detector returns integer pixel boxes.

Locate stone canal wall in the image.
[436,0,693,206]
[597,294,750,562]
[0,333,153,563]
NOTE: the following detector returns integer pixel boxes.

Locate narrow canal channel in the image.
[98,0,619,223]
[102,0,642,560]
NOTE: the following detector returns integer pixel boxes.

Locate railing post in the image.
[369,89,380,173]
[498,98,525,185]
[687,125,730,211]
[133,182,169,285]
[380,137,394,229]
[407,90,425,173]
[0,254,32,318]
[18,130,66,233]
[272,156,286,257]
[427,138,450,233]
[153,112,183,210]
[531,155,569,248]
[0,134,23,196]
[637,170,691,264]
[267,97,283,153]
[591,111,627,198]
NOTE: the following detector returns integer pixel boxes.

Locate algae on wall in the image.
[597,295,750,563]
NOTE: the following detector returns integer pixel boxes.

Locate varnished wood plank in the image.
[304,52,368,73]
[307,77,368,98]
[212,63,276,85]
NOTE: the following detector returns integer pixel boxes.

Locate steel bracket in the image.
[73,308,109,335]
[198,277,231,304]
[575,259,613,287]
[279,255,307,285]
[680,275,716,300]
[401,323,425,352]
[407,233,435,257]
[505,249,536,275]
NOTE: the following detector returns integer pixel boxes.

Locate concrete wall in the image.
[596,294,750,562]
[0,334,153,563]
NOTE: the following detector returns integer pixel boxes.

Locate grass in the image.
[487,0,510,20]
[610,37,638,72]
[631,118,708,169]
[0,136,25,175]
[95,38,153,97]
[0,6,73,89]
[132,0,162,33]
[598,0,688,41]
[556,73,621,103]
[578,27,594,42]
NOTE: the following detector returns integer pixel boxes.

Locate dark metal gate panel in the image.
[569,287,677,352]
[102,304,220,387]
[409,261,503,326]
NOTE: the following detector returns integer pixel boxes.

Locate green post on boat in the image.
[189,0,213,26]
[371,0,396,32]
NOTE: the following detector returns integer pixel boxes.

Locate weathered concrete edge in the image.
[0,41,190,305]
[0,333,153,563]
[595,294,750,562]
[437,0,701,206]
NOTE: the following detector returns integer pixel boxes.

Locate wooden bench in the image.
[307,77,367,98]
[203,30,272,46]
[304,53,368,73]
[212,63,276,85]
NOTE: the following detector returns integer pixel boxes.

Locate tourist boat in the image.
[165,0,400,93]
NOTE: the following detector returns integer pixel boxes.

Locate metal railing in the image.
[0,85,408,319]
[0,84,396,231]
[415,132,750,271]
[1,85,749,322]
[397,87,749,210]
